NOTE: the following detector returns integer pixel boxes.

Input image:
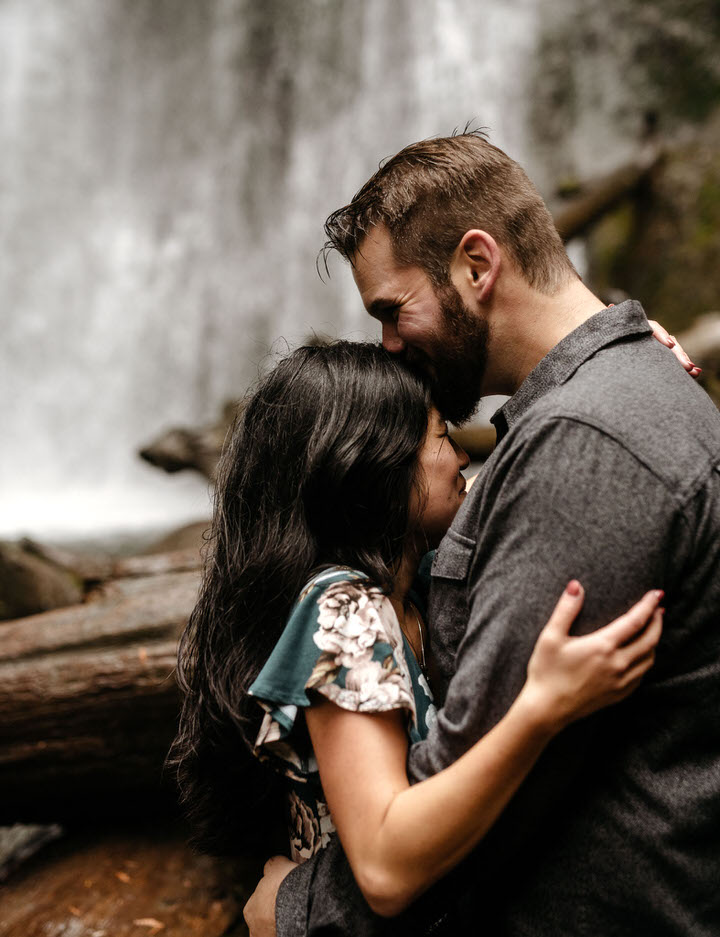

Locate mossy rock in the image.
[586,110,720,332]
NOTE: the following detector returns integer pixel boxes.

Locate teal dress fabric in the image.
[249,562,436,862]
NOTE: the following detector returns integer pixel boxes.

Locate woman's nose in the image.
[382,321,406,354]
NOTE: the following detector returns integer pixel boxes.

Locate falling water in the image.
[0,0,657,538]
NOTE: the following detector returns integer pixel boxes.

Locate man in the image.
[246,132,720,935]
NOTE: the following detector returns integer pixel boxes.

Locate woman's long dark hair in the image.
[167,341,432,855]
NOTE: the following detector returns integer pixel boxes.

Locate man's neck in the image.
[482,276,607,396]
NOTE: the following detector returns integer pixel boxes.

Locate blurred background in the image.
[3,0,719,544]
[2,2,720,933]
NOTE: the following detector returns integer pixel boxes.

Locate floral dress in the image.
[248,563,437,863]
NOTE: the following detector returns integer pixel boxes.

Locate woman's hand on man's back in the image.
[244,856,297,937]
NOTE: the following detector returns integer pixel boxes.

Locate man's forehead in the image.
[351,226,419,311]
[351,226,395,285]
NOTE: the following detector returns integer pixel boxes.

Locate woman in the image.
[168,341,663,921]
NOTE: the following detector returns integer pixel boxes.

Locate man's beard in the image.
[409,281,490,426]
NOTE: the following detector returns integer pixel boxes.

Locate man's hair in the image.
[322,130,578,294]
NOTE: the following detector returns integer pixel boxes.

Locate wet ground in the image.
[0,820,261,937]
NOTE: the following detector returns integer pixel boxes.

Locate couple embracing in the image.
[171,132,720,936]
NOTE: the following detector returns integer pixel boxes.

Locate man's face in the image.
[352,226,489,425]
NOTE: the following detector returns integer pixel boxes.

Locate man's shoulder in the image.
[509,335,720,491]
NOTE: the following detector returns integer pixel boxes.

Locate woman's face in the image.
[411,407,470,549]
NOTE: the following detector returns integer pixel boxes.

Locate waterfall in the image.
[0,0,649,538]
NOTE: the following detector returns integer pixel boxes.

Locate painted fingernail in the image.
[669,335,677,346]
[653,589,664,600]
[566,579,581,596]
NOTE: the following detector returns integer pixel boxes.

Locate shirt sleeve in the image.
[408,414,677,790]
[249,577,417,776]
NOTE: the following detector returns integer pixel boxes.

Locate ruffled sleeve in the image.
[248,571,417,780]
[306,579,416,713]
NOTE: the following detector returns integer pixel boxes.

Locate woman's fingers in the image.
[542,580,585,637]
[600,590,664,646]
[648,319,700,375]
[671,340,698,373]
[617,648,657,690]
[613,672,646,702]
[617,609,663,670]
[648,319,674,347]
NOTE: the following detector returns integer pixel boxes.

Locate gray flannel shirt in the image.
[276,300,720,936]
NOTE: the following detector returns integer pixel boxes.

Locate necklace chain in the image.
[406,600,427,675]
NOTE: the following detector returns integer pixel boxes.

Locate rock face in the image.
[0,541,84,620]
[527,0,720,332]
[0,823,64,883]
[587,114,720,332]
[529,0,720,188]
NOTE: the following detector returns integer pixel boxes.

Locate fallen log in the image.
[143,520,209,555]
[1,533,204,623]
[0,569,200,823]
[139,401,238,480]
[553,145,662,242]
[19,538,116,583]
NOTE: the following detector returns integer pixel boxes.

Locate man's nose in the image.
[452,438,471,470]
[381,321,406,354]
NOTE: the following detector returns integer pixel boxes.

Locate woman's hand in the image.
[649,319,702,377]
[243,856,298,937]
[522,581,664,733]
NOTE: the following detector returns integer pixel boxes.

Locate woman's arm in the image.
[306,583,663,917]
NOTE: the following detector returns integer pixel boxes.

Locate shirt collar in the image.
[490,300,651,443]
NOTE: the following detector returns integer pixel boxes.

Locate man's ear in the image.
[451,229,501,302]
